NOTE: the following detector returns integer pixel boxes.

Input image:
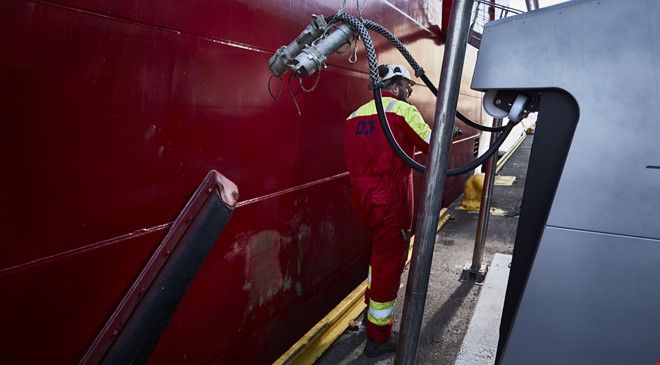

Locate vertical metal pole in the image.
[525,0,539,11]
[467,118,502,283]
[395,0,475,364]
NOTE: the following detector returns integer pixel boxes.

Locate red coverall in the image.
[344,91,431,343]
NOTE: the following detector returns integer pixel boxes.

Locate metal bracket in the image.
[459,261,489,284]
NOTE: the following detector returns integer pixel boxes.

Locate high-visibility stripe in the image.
[385,99,398,113]
[346,97,430,141]
[400,106,431,141]
[368,313,391,326]
[370,299,396,311]
[347,97,396,119]
[367,266,372,290]
[367,298,397,326]
[369,306,394,319]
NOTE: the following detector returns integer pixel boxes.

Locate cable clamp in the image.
[368,81,385,90]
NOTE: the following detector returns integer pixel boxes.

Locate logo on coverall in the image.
[356,120,376,135]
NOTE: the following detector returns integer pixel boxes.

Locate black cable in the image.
[326,14,515,176]
[363,18,515,172]
[456,110,509,132]
[326,13,380,85]
[268,75,283,105]
[374,89,426,173]
[446,121,514,176]
[328,13,425,172]
[418,74,508,132]
[361,20,509,133]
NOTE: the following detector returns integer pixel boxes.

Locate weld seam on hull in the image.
[236,172,349,208]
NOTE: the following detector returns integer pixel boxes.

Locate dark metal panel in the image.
[496,89,579,363]
[472,0,660,239]
[471,1,660,362]
[502,227,660,364]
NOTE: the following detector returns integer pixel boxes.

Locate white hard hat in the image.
[378,64,417,86]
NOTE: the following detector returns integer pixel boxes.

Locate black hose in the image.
[327,14,514,176]
[456,110,508,132]
[361,20,509,133]
[331,13,426,173]
[374,89,426,172]
[362,20,424,76]
[327,13,380,85]
[446,121,514,176]
[418,75,509,132]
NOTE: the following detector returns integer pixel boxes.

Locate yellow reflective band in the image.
[367,266,372,290]
[367,299,397,326]
[397,104,430,141]
[370,298,396,311]
[346,97,430,141]
[346,97,396,119]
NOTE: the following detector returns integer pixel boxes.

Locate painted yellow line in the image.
[496,133,527,173]
[274,208,450,365]
[273,279,368,365]
[494,175,516,186]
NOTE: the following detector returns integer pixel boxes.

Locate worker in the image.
[344,64,431,357]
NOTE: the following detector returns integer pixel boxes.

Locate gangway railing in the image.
[469,0,523,48]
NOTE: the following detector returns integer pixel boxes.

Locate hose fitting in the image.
[291,23,358,77]
[268,15,328,77]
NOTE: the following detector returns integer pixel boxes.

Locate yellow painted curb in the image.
[494,175,516,186]
[273,279,368,365]
[496,133,526,173]
[274,208,450,365]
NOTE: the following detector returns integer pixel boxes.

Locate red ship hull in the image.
[0,0,489,363]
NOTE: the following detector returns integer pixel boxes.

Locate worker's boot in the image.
[364,331,398,358]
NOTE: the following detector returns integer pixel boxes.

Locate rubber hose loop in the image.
[446,120,515,176]
[325,14,514,175]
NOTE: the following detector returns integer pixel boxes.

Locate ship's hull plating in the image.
[0,0,489,363]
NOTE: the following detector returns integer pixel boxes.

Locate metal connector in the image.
[268,15,328,77]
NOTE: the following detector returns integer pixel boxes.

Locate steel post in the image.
[525,0,539,11]
[394,0,475,363]
[461,118,502,283]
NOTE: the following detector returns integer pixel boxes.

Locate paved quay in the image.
[314,134,532,365]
